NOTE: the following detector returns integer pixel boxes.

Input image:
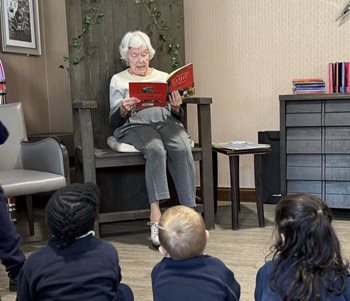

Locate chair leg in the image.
[94,219,100,238]
[254,154,265,227]
[212,150,218,214]
[25,195,34,236]
[229,156,240,230]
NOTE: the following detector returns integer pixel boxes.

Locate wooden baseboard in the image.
[197,187,256,203]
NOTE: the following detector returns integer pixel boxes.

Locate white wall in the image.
[184,0,350,188]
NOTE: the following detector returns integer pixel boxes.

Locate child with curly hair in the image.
[16,182,134,301]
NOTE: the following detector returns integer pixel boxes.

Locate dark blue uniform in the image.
[255,260,350,301]
[17,234,133,301]
[152,254,240,301]
[0,120,26,279]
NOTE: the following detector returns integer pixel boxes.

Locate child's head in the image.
[158,205,208,260]
[270,193,349,300]
[274,193,336,257]
[46,182,100,246]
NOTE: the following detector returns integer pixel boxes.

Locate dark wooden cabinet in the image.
[280,94,350,208]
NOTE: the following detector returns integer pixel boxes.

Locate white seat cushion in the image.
[107,136,140,152]
[0,169,66,197]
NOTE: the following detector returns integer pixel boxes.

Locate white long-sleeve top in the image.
[109,68,168,117]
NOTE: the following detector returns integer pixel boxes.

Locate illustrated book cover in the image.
[129,63,195,108]
[167,63,195,98]
[129,82,168,108]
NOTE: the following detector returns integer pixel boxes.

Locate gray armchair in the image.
[0,102,68,235]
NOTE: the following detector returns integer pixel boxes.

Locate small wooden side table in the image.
[212,146,271,230]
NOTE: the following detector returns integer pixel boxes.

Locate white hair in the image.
[119,31,155,65]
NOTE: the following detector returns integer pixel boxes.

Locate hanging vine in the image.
[135,0,182,70]
[61,0,181,72]
[59,0,105,72]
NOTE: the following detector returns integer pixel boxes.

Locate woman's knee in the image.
[146,142,167,158]
[170,141,192,156]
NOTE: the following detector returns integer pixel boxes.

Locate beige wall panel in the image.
[0,0,71,134]
[41,0,72,133]
[184,0,350,188]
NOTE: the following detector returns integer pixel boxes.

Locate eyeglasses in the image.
[127,50,150,62]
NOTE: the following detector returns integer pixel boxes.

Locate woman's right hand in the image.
[120,97,140,117]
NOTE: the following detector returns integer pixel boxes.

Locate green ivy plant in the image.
[59,0,105,72]
[61,0,181,72]
[135,0,182,70]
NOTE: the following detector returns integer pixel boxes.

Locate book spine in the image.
[346,62,350,93]
[335,62,339,93]
[328,63,334,93]
[341,62,346,93]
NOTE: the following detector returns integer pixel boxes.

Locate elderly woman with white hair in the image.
[109,31,196,247]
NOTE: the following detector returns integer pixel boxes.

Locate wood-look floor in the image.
[1,201,350,301]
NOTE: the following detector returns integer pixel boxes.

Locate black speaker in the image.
[258,131,281,204]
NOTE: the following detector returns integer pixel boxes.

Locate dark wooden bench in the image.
[73,97,215,234]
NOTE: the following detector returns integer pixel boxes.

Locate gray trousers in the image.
[115,109,195,207]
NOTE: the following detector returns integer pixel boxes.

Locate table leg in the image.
[229,156,240,230]
[254,154,265,227]
[212,150,218,214]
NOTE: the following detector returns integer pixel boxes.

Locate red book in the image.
[328,63,334,93]
[129,82,168,108]
[345,62,350,93]
[167,63,195,97]
[292,78,323,83]
[129,63,195,109]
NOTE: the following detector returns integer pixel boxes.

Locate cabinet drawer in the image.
[325,141,350,153]
[287,140,321,153]
[287,154,321,167]
[325,100,350,112]
[326,155,350,167]
[325,194,350,209]
[325,127,350,139]
[287,166,321,180]
[286,113,321,127]
[325,167,350,180]
[287,180,322,194]
[286,101,321,113]
[325,113,350,126]
[326,181,350,194]
[325,155,350,180]
[325,128,350,153]
[287,128,321,140]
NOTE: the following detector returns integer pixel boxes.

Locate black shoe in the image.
[9,276,17,292]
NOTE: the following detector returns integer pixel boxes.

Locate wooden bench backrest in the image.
[65,0,185,149]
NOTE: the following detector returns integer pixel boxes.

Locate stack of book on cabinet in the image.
[292,78,326,94]
[328,62,350,93]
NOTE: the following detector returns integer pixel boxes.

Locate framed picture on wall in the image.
[0,0,41,55]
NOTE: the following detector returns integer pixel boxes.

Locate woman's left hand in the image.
[169,90,182,113]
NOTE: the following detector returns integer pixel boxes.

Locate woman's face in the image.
[127,45,150,76]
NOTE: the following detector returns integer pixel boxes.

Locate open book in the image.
[129,63,195,108]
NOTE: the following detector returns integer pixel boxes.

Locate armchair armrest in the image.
[182,97,215,229]
[72,100,98,183]
[21,138,70,182]
[182,97,212,146]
